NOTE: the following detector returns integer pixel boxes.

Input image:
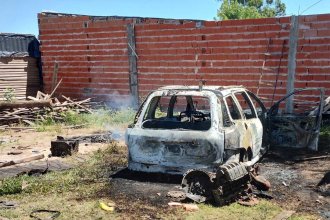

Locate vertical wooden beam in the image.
[51,61,58,93]
[127,23,139,108]
[285,15,299,113]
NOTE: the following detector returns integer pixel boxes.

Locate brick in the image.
[317,14,330,21]
[303,29,318,38]
[279,16,290,23]
[317,29,330,37]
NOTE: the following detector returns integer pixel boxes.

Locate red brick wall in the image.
[38,14,131,102]
[38,13,330,106]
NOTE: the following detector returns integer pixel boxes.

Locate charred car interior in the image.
[142,95,212,131]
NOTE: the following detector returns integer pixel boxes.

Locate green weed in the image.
[33,108,136,132]
[0,178,23,196]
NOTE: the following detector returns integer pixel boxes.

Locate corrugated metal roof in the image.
[0,33,40,58]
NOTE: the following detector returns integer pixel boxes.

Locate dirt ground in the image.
[106,149,330,219]
[0,126,126,178]
[259,149,330,219]
[0,127,329,219]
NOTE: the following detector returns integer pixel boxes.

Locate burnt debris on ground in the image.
[258,147,330,218]
[50,133,113,157]
[106,146,329,218]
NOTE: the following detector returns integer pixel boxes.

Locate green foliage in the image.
[0,178,22,195]
[320,125,330,136]
[217,0,286,20]
[2,88,16,102]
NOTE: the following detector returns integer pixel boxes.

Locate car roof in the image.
[156,85,246,96]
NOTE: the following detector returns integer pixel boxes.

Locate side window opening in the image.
[142,95,211,131]
[225,96,242,121]
[143,96,160,120]
[221,99,232,127]
[247,91,267,118]
[234,92,257,119]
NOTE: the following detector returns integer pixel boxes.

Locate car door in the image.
[267,88,324,151]
[222,95,253,161]
[246,91,269,152]
[232,91,264,158]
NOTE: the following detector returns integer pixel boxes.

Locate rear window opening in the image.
[142,95,211,131]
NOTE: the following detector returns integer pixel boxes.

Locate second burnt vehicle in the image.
[125,85,324,175]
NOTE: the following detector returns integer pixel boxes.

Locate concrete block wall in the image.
[38,12,330,106]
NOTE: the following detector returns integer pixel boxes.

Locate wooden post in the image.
[127,23,139,108]
[51,61,59,93]
[285,15,299,113]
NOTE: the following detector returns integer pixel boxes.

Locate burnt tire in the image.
[181,170,214,203]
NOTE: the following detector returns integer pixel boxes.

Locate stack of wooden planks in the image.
[0,91,92,127]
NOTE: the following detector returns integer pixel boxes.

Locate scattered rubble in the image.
[7,150,23,155]
[166,190,186,201]
[50,133,112,157]
[0,158,74,179]
[30,209,60,220]
[59,133,113,143]
[168,202,199,211]
[0,200,18,209]
[237,196,259,206]
[51,137,79,157]
[0,91,93,127]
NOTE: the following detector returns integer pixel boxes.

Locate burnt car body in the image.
[125,86,324,174]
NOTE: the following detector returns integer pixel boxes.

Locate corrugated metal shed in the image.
[0,33,40,58]
[0,33,41,100]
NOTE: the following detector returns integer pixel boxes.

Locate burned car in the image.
[126,85,324,175]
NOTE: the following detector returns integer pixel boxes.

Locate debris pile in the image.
[0,91,92,128]
[50,133,112,157]
[177,163,271,206]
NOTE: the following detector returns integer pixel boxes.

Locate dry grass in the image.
[0,142,125,219]
[0,110,324,219]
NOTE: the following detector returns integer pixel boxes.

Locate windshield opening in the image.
[142,95,211,131]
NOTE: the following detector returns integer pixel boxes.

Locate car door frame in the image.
[232,90,264,158]
[267,87,325,151]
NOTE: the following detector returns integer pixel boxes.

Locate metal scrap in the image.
[181,162,252,205]
[0,201,18,209]
[181,162,273,206]
[51,137,79,157]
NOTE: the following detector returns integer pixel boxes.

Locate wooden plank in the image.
[51,62,59,93]
[127,23,139,108]
[62,95,92,113]
[0,154,44,168]
[0,100,51,110]
[49,78,63,98]
[285,15,299,113]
